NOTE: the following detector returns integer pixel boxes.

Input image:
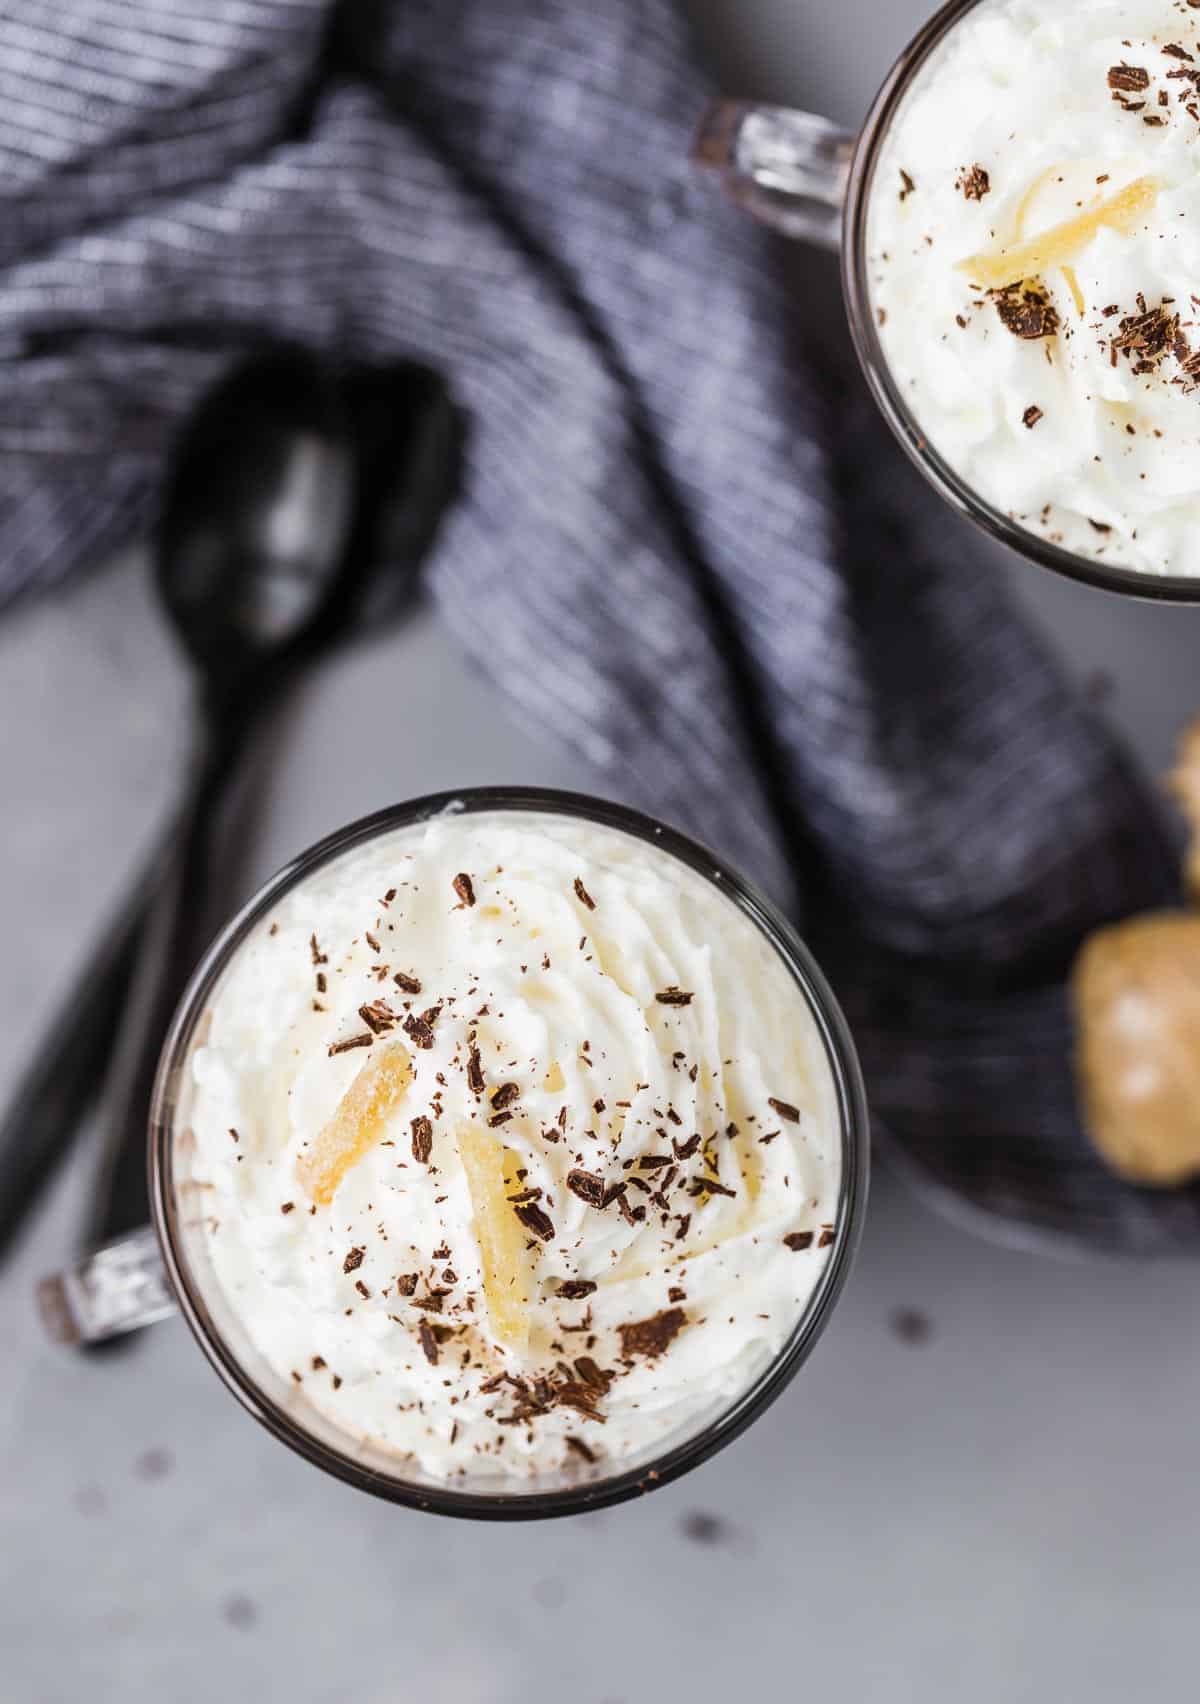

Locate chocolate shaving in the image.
[403,1012,435,1050]
[364,932,381,954]
[396,1273,418,1296]
[411,1116,433,1165]
[310,934,327,966]
[280,1201,295,1215]
[1107,64,1150,92]
[393,970,422,994]
[490,1081,521,1111]
[655,987,694,1006]
[898,168,915,201]
[411,1290,446,1313]
[488,1110,513,1128]
[328,1033,373,1057]
[343,1247,365,1273]
[674,1213,691,1241]
[990,281,1059,340]
[1022,404,1044,429]
[418,1319,439,1364]
[355,1279,371,1299]
[565,1435,596,1464]
[557,1280,597,1299]
[358,1000,396,1034]
[566,1169,606,1208]
[452,872,476,907]
[552,1382,606,1420]
[955,163,990,200]
[818,1228,836,1248]
[672,1133,701,1160]
[690,1177,736,1199]
[668,1286,687,1303]
[767,1097,800,1123]
[467,1045,485,1094]
[638,1154,671,1170]
[1112,300,1179,370]
[784,1231,814,1251]
[573,1356,612,1392]
[1163,43,1194,61]
[514,1202,556,1242]
[618,1307,687,1359]
[573,877,596,910]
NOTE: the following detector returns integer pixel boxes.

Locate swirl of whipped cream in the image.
[184,809,841,1481]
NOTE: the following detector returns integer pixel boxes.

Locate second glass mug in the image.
[693,0,1200,605]
[38,789,869,1520]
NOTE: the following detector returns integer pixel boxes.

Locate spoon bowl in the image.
[156,346,355,684]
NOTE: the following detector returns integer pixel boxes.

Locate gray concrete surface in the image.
[3,4,1200,1701]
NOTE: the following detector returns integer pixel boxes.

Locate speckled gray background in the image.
[3,5,1200,1700]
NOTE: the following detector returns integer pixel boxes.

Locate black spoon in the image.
[85,346,358,1255]
[0,349,463,1265]
[90,353,466,1258]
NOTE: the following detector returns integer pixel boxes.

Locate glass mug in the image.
[693,0,1200,605]
[39,789,869,1520]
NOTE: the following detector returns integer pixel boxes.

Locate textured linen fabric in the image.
[0,0,1191,1250]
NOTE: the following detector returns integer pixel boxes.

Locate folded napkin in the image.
[0,0,1191,1250]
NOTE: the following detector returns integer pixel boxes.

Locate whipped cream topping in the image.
[868,0,1200,576]
[181,809,842,1483]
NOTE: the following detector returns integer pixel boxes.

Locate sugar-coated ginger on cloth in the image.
[1071,716,1200,1186]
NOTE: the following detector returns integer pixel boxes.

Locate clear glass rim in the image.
[148,786,870,1521]
[840,0,1200,605]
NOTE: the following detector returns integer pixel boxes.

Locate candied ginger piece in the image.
[1059,264,1085,318]
[958,176,1157,291]
[457,1122,530,1350]
[297,1037,413,1206]
[1072,912,1200,1185]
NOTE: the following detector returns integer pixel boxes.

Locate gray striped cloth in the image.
[0,0,1191,1251]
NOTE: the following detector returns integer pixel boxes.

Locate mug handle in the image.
[37,1226,176,1345]
[691,102,856,249]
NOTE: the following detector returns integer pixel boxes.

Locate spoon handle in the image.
[84,705,237,1268]
[0,879,148,1263]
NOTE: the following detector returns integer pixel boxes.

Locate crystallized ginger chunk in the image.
[297,1037,413,1206]
[959,176,1158,292]
[457,1122,530,1350]
[1072,913,1200,1185]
